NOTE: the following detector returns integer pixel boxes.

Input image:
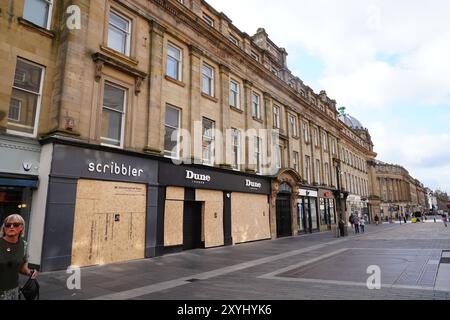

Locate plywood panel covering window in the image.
[72,180,146,267]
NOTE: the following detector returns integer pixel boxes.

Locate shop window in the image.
[0,187,32,240]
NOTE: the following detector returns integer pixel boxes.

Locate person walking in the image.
[359,216,365,233]
[349,214,354,230]
[442,214,448,228]
[353,215,360,234]
[0,214,37,300]
[374,214,380,226]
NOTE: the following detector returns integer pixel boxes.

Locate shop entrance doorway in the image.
[183,201,204,250]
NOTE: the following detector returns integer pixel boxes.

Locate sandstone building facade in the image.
[0,0,422,271]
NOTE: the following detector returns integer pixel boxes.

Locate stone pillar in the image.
[243,80,256,172]
[188,45,202,163]
[219,64,231,167]
[145,21,166,154]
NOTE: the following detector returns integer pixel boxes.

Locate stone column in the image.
[188,45,202,163]
[243,80,256,172]
[145,20,166,154]
[219,64,231,167]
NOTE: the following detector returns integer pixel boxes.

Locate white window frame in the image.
[254,136,262,174]
[100,82,127,149]
[303,121,309,143]
[202,118,215,166]
[229,35,239,46]
[250,51,260,62]
[108,10,132,56]
[276,145,282,169]
[313,127,319,147]
[8,98,22,122]
[323,132,328,151]
[202,63,214,97]
[293,151,299,173]
[305,155,311,184]
[23,0,53,30]
[273,105,280,129]
[231,128,241,171]
[164,105,181,159]
[289,114,298,137]
[7,59,45,138]
[229,79,240,109]
[203,13,214,27]
[166,43,182,81]
[324,162,329,186]
[315,159,321,185]
[252,92,261,119]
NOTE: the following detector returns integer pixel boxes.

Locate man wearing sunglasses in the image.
[0,214,37,300]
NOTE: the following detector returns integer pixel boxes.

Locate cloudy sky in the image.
[207,0,450,194]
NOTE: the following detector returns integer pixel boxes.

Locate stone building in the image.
[374,161,429,219]
[1,0,377,271]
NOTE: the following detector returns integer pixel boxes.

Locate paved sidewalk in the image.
[33,223,450,300]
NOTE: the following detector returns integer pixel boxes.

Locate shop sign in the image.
[246,179,262,190]
[88,162,144,178]
[185,170,211,184]
[299,189,318,197]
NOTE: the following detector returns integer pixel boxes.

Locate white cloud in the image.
[206,0,450,192]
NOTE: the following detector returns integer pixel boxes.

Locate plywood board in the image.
[196,190,224,248]
[164,200,184,246]
[72,180,146,267]
[166,187,185,201]
[231,193,270,244]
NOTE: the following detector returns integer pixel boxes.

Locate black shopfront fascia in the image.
[40,140,159,272]
[157,162,271,253]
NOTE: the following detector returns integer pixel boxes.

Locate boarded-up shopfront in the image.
[158,163,271,253]
[40,143,158,272]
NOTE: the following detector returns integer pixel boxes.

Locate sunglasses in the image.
[4,223,23,228]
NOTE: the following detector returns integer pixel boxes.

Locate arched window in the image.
[279,182,293,193]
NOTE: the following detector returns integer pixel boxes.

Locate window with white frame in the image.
[202,118,215,165]
[229,80,240,108]
[305,155,311,184]
[202,63,214,96]
[7,59,44,137]
[166,43,182,81]
[273,105,280,129]
[101,83,127,147]
[254,136,262,174]
[23,0,53,29]
[203,13,214,27]
[293,151,299,173]
[289,114,298,137]
[276,145,282,169]
[303,121,309,143]
[324,162,329,186]
[315,159,321,184]
[250,51,259,62]
[108,10,131,56]
[322,132,328,151]
[229,35,239,46]
[332,138,337,155]
[164,105,181,159]
[313,127,319,147]
[231,128,241,170]
[252,92,261,119]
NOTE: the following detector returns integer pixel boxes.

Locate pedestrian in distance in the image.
[374,214,380,226]
[442,214,448,228]
[359,217,365,233]
[403,214,407,224]
[349,214,354,230]
[0,214,37,300]
[353,215,360,234]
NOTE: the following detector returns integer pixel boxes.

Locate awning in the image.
[0,178,39,188]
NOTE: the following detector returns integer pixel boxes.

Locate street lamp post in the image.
[333,159,347,237]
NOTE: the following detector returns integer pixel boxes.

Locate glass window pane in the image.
[164,127,177,156]
[202,76,211,95]
[23,0,50,28]
[168,45,181,60]
[108,27,127,54]
[7,89,38,134]
[101,109,122,146]
[166,57,178,79]
[165,107,179,128]
[103,84,125,111]
[110,12,129,31]
[14,60,42,93]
